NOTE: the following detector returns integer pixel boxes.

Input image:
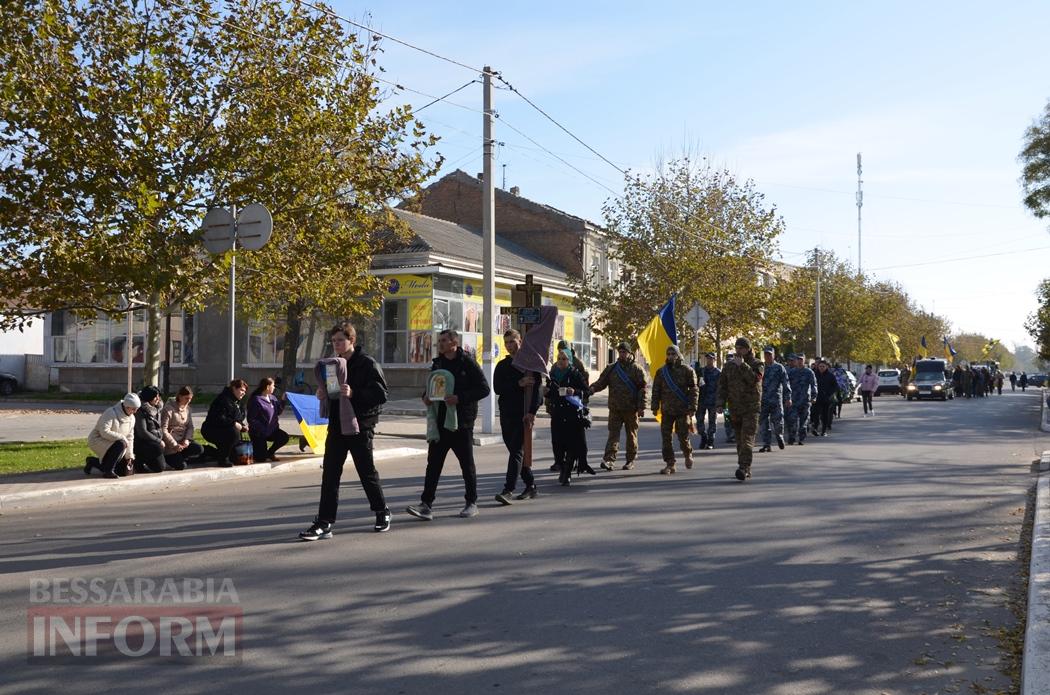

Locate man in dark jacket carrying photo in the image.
[407,329,491,521]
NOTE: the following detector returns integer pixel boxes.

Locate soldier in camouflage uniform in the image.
[589,341,647,470]
[715,337,764,481]
[651,345,698,474]
[786,353,817,445]
[758,346,791,452]
[695,352,720,450]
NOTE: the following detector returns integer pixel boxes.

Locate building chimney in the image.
[510,186,520,196]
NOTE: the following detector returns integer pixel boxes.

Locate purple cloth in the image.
[315,357,360,436]
[247,394,283,437]
[511,306,559,376]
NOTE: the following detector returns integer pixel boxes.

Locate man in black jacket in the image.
[407,328,491,521]
[300,323,391,541]
[493,329,541,505]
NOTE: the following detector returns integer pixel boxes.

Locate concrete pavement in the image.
[0,391,1045,694]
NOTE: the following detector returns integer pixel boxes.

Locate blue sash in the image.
[660,365,690,405]
[613,362,638,397]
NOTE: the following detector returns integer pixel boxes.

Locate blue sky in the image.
[3,1,1048,356]
[339,0,1050,350]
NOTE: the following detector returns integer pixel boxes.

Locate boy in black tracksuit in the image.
[493,330,541,504]
[407,330,491,520]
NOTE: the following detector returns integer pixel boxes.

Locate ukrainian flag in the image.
[943,337,957,363]
[920,335,928,358]
[285,392,328,455]
[638,296,677,422]
[887,331,901,362]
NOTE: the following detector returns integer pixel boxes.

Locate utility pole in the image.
[856,152,863,274]
[228,203,237,383]
[481,66,496,434]
[814,247,823,358]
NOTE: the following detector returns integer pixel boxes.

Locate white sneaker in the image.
[459,503,479,518]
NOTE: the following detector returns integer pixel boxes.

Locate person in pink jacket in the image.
[859,365,879,416]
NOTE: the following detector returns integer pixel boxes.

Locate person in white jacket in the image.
[858,365,879,417]
[85,393,140,478]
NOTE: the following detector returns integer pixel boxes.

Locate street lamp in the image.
[117,294,149,393]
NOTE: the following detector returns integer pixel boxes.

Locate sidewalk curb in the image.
[1023,456,1050,695]
[0,446,429,512]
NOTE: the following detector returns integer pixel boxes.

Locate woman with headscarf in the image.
[546,349,593,486]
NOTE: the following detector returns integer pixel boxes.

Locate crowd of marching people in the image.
[81,321,1030,540]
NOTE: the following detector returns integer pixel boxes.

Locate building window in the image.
[50,309,193,366]
[246,316,330,366]
[383,299,408,364]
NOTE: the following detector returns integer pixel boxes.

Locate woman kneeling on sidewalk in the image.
[247,377,290,462]
[201,379,249,467]
[161,386,204,470]
[85,393,140,478]
[133,386,167,473]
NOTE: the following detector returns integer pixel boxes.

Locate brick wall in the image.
[411,172,588,276]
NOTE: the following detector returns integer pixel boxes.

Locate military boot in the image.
[660,462,676,475]
[684,454,694,469]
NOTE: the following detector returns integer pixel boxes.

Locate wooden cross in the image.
[498,274,545,469]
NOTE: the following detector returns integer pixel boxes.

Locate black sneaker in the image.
[735,467,747,481]
[84,456,97,475]
[299,520,333,541]
[777,435,785,450]
[374,510,391,533]
[495,491,514,506]
[759,445,771,453]
[406,503,434,521]
[515,486,538,500]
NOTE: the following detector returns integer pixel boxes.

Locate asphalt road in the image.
[1,391,1046,695]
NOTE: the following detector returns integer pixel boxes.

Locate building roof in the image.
[419,170,603,233]
[381,208,569,282]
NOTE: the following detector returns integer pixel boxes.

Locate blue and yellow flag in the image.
[981,338,999,358]
[920,335,928,358]
[638,296,677,422]
[887,331,901,362]
[285,392,328,455]
[942,337,957,363]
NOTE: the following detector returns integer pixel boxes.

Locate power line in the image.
[169,0,485,117]
[762,181,1022,210]
[496,75,627,176]
[292,0,484,75]
[497,116,621,196]
[414,79,478,113]
[867,245,1050,271]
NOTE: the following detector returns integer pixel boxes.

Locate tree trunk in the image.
[281,300,307,394]
[143,292,162,387]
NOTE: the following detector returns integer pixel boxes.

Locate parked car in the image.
[0,372,18,396]
[1028,373,1048,388]
[875,368,901,396]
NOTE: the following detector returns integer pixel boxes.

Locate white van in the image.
[875,368,901,396]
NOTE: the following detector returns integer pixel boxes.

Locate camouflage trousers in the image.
[730,410,759,469]
[659,413,692,463]
[604,409,639,463]
[785,400,811,442]
[759,400,785,447]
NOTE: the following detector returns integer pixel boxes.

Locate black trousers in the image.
[164,442,204,470]
[812,399,833,434]
[202,424,239,464]
[500,416,535,493]
[250,428,290,461]
[88,440,129,476]
[317,428,387,524]
[133,442,166,474]
[422,428,477,506]
[861,390,873,413]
